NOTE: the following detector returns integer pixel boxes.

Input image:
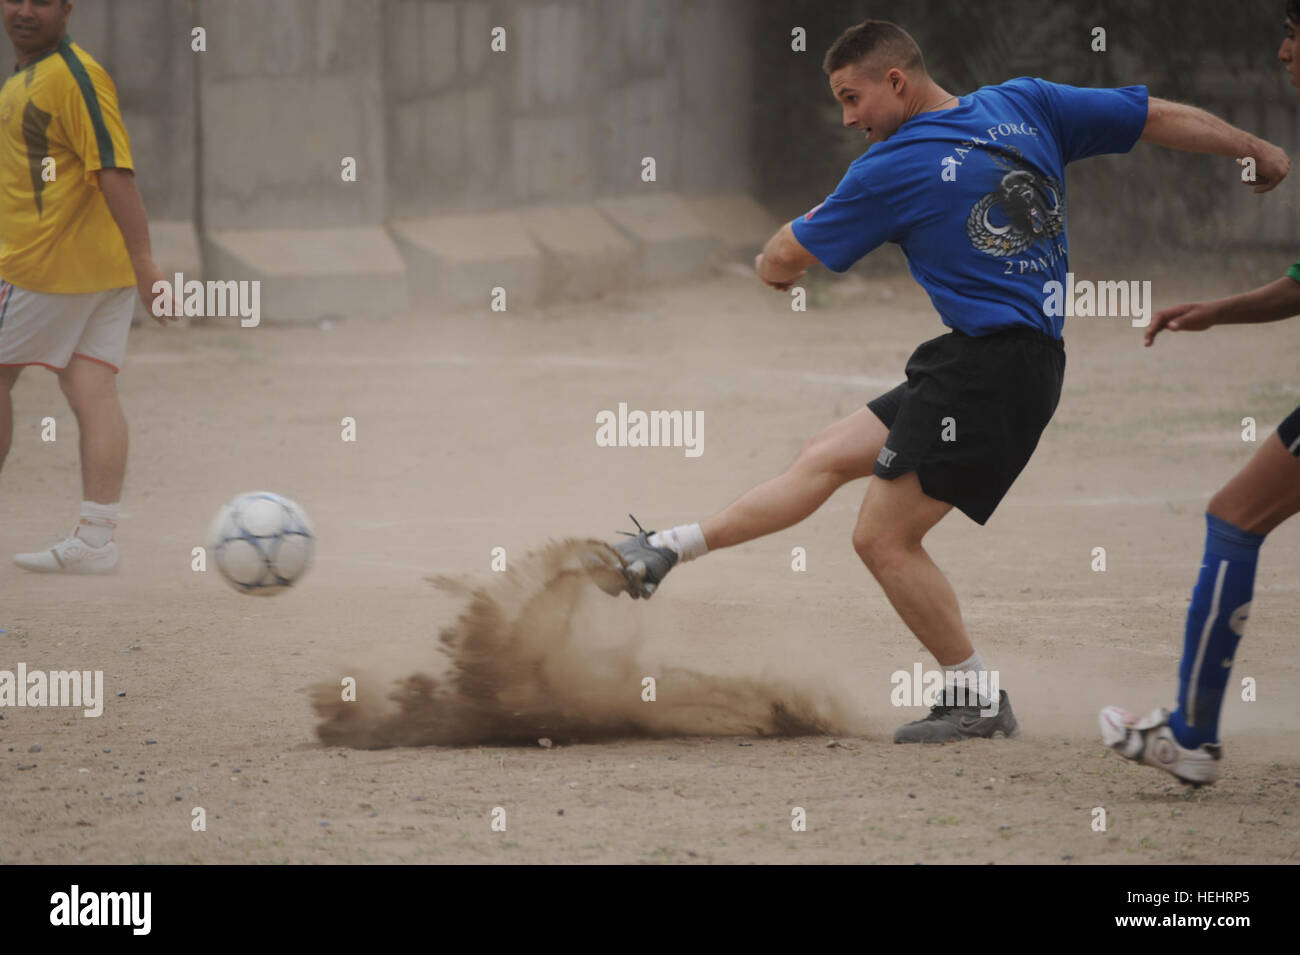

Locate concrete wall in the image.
[0,1,769,321]
[196,0,388,230]
[5,0,753,230]
[0,0,763,320]
[385,0,755,218]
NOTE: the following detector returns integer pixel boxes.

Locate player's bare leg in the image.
[702,406,889,549]
[852,471,968,662]
[854,471,1019,742]
[13,356,124,573]
[59,356,127,505]
[0,364,20,475]
[1206,430,1300,535]
[1101,428,1300,784]
[596,407,888,597]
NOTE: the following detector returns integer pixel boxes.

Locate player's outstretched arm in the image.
[755,222,819,291]
[1139,97,1291,193]
[1146,276,1300,346]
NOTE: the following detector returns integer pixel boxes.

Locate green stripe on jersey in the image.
[56,39,115,169]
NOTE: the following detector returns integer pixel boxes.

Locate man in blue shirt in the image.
[599,19,1290,743]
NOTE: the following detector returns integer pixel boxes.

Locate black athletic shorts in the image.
[867,325,1066,525]
[1279,404,1300,457]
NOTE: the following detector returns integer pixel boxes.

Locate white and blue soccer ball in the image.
[209,491,315,595]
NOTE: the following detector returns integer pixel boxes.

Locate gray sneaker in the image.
[893,689,1020,744]
[592,514,678,599]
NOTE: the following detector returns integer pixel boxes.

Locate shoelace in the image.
[616,513,651,540]
[927,692,996,718]
[925,702,958,719]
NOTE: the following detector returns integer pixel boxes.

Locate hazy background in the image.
[2,0,1296,318]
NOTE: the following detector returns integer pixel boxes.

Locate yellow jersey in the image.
[0,37,134,293]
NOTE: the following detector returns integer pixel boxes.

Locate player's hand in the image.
[1243,142,1290,193]
[755,253,806,292]
[135,258,179,325]
[1145,301,1218,346]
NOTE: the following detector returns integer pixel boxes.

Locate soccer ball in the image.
[209,491,315,595]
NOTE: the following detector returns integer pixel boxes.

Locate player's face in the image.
[1279,17,1300,92]
[830,64,906,146]
[2,0,69,55]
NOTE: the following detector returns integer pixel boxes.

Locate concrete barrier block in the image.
[461,0,491,75]
[259,0,311,77]
[594,75,676,194]
[390,212,542,313]
[686,195,782,261]
[512,114,593,202]
[203,226,406,324]
[316,0,382,73]
[202,74,386,229]
[516,2,584,110]
[390,0,456,96]
[201,0,269,79]
[517,203,637,302]
[595,193,719,283]
[110,0,169,99]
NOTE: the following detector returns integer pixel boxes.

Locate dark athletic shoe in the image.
[892,689,1021,744]
[590,514,678,599]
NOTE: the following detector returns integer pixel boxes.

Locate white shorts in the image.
[0,280,134,373]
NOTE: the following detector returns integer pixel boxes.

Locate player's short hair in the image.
[1289,0,1300,24]
[822,19,927,80]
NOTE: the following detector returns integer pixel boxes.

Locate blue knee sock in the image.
[1169,514,1265,748]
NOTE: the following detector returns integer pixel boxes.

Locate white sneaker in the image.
[14,536,119,574]
[1099,705,1221,785]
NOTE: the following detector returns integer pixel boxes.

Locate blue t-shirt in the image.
[791,77,1149,338]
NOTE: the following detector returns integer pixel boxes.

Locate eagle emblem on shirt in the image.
[966,146,1064,257]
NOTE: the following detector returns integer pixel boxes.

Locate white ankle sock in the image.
[647,523,708,562]
[943,650,985,677]
[942,650,991,705]
[75,500,119,548]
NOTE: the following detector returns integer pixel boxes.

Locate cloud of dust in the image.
[311,538,861,748]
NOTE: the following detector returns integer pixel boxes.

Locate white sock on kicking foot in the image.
[74,501,119,548]
[942,650,991,705]
[647,523,708,562]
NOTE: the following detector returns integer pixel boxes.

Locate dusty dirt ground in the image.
[2,255,1298,865]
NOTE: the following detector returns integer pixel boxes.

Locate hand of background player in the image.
[135,258,180,325]
[1144,301,1217,346]
[754,253,806,292]
[1243,141,1290,193]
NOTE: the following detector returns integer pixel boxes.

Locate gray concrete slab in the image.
[595,193,719,283]
[390,212,542,313]
[517,203,637,302]
[204,226,406,324]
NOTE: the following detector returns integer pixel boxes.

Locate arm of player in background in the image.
[755,222,820,291]
[1139,97,1291,193]
[1145,276,1300,346]
[98,168,176,325]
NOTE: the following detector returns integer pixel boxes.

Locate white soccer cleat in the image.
[1099,705,1221,786]
[14,536,119,574]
